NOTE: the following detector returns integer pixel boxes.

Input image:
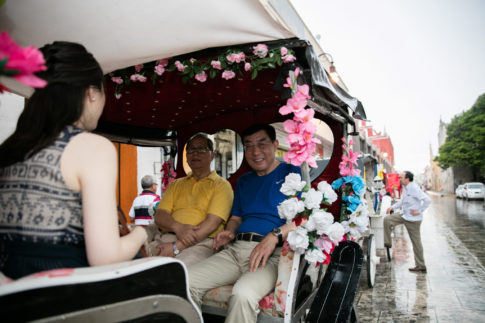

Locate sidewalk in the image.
[355,194,485,322]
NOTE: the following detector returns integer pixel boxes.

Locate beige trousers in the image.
[145,226,215,268]
[384,213,425,267]
[188,240,281,323]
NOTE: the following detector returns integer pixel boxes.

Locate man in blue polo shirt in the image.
[189,124,300,323]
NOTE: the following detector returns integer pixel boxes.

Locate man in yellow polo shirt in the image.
[150,132,233,266]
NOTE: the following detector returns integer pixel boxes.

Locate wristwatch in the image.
[172,242,180,256]
[271,228,283,245]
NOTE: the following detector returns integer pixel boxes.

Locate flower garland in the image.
[277,173,344,266]
[331,137,369,239]
[108,43,296,99]
[279,68,320,168]
[160,160,176,194]
[0,31,47,93]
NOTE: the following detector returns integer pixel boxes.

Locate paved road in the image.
[355,193,485,322]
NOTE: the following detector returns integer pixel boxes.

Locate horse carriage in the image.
[0,1,378,321]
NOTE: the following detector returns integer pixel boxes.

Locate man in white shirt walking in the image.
[385,171,431,273]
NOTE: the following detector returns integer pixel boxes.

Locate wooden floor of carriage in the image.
[355,195,485,323]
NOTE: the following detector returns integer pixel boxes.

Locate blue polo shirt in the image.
[231,163,301,236]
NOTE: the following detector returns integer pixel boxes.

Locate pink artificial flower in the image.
[156,58,169,67]
[283,76,293,88]
[134,64,143,72]
[282,54,296,63]
[211,60,222,70]
[296,84,311,100]
[314,235,334,254]
[294,108,315,123]
[111,76,123,84]
[280,47,288,56]
[341,137,347,144]
[189,58,196,64]
[221,70,236,80]
[226,52,245,63]
[279,94,307,115]
[294,67,300,78]
[0,31,47,88]
[174,60,187,72]
[258,295,273,309]
[252,44,268,58]
[348,138,354,145]
[154,64,165,76]
[130,74,147,82]
[195,71,207,82]
[244,62,251,71]
[115,93,122,100]
[283,119,299,134]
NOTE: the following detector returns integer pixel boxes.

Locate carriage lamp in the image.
[318,52,341,83]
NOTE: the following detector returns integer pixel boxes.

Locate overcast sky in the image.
[290,0,485,175]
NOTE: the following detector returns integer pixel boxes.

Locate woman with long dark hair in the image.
[0,41,147,279]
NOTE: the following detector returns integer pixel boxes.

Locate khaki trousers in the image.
[384,213,425,267]
[188,240,281,323]
[146,226,215,267]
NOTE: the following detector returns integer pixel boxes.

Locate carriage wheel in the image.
[361,234,377,288]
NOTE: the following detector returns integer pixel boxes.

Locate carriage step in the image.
[306,240,364,323]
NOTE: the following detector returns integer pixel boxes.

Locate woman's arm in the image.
[62,132,147,266]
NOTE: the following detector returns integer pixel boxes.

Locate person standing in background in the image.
[129,175,160,226]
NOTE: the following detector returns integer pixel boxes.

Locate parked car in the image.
[455,184,465,198]
[462,182,485,200]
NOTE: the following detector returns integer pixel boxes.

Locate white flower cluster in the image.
[341,197,370,240]
[277,173,344,265]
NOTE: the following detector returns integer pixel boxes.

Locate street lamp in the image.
[318,52,340,83]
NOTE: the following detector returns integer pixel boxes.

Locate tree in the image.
[435,93,485,180]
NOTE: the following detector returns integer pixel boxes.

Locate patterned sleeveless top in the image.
[0,125,85,246]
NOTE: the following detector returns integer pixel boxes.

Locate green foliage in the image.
[436,94,485,178]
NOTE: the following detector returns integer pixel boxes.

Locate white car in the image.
[455,184,465,198]
[462,182,485,200]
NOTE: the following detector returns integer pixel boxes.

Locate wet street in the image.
[355,193,485,322]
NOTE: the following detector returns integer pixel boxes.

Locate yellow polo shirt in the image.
[158,171,233,238]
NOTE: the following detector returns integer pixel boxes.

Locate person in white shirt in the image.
[385,171,431,273]
[129,175,161,226]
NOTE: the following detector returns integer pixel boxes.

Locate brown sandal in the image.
[409,266,427,273]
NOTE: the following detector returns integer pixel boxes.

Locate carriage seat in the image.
[0,257,202,323]
[201,242,318,320]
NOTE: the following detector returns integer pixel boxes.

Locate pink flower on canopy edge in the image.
[174,60,187,72]
[115,93,122,100]
[111,76,123,84]
[156,58,169,67]
[294,67,300,78]
[253,44,268,58]
[134,64,143,72]
[283,119,299,134]
[211,60,222,70]
[0,31,47,88]
[130,74,147,82]
[281,47,288,56]
[195,71,207,82]
[221,70,236,80]
[282,54,296,63]
[283,76,293,89]
[154,64,165,76]
[226,52,245,63]
[244,62,251,71]
[189,58,196,64]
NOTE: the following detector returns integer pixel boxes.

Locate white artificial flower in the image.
[277,197,305,221]
[304,209,334,235]
[324,222,345,244]
[280,173,306,196]
[301,188,323,210]
[304,248,326,264]
[287,227,309,253]
[355,201,369,217]
[317,181,338,204]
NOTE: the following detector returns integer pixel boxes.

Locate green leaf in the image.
[251,69,258,80]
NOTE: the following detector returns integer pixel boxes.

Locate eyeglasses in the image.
[243,141,273,151]
[186,146,210,154]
